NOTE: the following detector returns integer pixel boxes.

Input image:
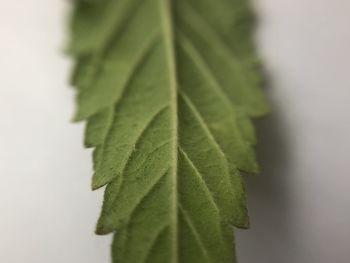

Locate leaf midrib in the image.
[159,0,179,262]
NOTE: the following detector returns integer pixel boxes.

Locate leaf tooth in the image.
[84,107,114,148]
[74,30,161,121]
[69,0,143,56]
[95,167,170,235]
[91,104,170,190]
[178,94,248,227]
[177,1,270,117]
[178,35,259,173]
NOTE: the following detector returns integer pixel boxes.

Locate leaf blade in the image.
[69,0,269,262]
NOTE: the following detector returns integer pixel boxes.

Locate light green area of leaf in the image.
[69,0,270,262]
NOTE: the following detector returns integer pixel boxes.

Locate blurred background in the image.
[0,0,349,262]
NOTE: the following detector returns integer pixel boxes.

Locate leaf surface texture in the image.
[69,0,270,262]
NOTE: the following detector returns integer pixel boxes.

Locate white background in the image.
[0,1,349,262]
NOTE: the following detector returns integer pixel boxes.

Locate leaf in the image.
[68,0,270,262]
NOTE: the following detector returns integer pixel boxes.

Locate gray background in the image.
[0,0,349,262]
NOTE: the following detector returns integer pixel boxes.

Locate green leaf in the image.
[68,0,270,262]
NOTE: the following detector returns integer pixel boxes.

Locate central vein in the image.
[159,0,179,262]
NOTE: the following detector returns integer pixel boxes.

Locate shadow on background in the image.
[236,90,298,263]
